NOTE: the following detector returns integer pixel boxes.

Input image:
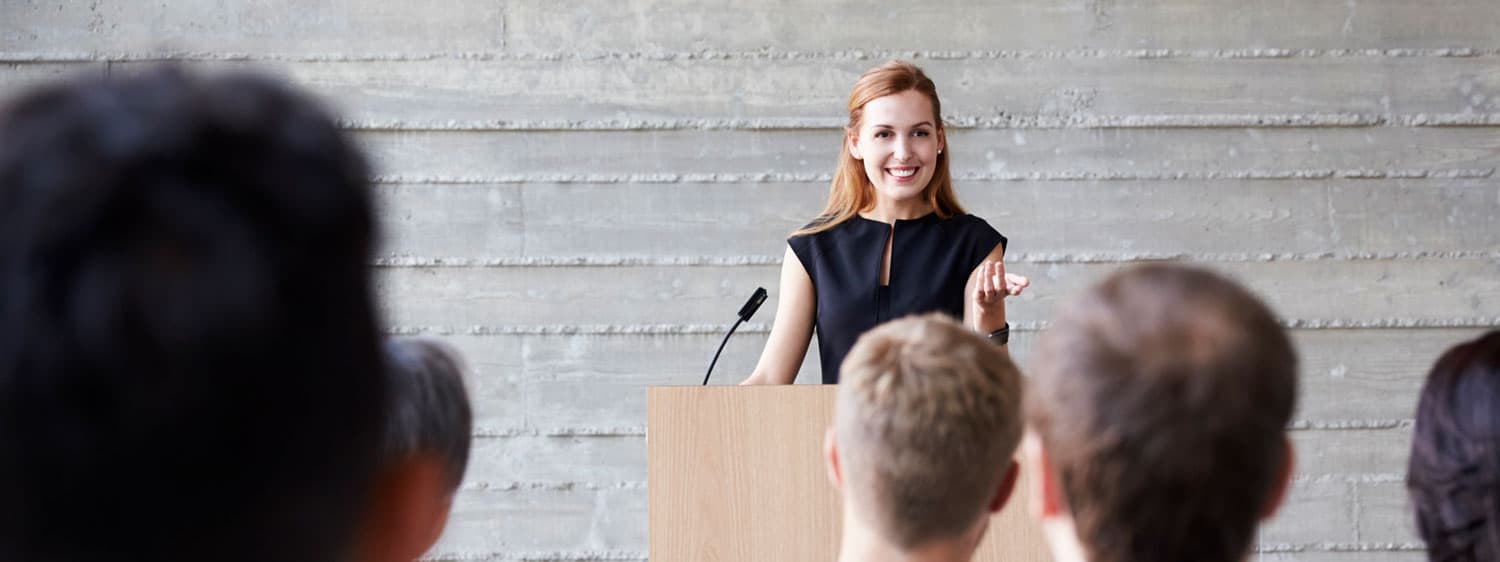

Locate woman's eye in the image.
[914,130,930,137]
[874,131,891,139]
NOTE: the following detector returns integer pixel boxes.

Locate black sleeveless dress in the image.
[787,212,1006,384]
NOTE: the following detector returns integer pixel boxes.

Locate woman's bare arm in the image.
[964,242,1030,348]
[740,245,816,385]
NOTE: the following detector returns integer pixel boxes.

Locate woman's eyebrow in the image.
[870,121,934,129]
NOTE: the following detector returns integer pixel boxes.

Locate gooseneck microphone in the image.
[702,287,768,385]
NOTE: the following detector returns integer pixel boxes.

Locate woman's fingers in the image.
[976,261,997,303]
[980,260,1030,299]
[976,261,993,302]
[976,260,1014,304]
[1005,273,1030,296]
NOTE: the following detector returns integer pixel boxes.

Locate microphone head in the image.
[737,287,768,321]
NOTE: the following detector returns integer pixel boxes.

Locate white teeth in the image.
[889,168,916,178]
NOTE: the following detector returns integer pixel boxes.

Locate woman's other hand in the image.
[973,259,1029,311]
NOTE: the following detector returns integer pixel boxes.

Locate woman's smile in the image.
[887,166,919,180]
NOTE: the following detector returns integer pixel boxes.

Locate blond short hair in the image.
[834,313,1024,549]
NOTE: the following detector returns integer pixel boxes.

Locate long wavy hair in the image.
[792,60,965,236]
[1408,330,1500,562]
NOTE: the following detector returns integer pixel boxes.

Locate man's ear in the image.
[987,460,1020,513]
[824,426,843,491]
[1260,435,1296,520]
[353,454,453,562]
[1023,432,1065,519]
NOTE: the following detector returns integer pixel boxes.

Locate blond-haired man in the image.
[825,314,1025,562]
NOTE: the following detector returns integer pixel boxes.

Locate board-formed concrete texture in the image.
[5,2,1499,560]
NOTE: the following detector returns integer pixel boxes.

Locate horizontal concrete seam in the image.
[948,113,1500,129]
[349,117,836,131]
[1254,542,1425,553]
[421,550,645,562]
[473,426,647,438]
[8,48,1500,62]
[371,251,1500,268]
[1283,318,1500,329]
[370,168,1496,184]
[1291,474,1407,484]
[385,318,1500,337]
[1288,419,1414,430]
[340,113,1500,131]
[460,481,646,492]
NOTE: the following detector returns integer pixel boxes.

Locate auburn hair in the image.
[792,60,964,236]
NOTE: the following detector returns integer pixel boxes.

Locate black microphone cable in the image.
[702,287,768,385]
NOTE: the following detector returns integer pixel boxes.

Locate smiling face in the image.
[849,89,946,205]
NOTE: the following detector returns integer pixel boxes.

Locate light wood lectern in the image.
[648,385,1052,562]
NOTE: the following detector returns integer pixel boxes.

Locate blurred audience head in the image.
[0,66,386,562]
[384,337,474,495]
[1025,264,1299,562]
[369,337,476,559]
[828,313,1024,561]
[1408,330,1500,562]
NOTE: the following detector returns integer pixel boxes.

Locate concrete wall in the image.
[5,2,1499,561]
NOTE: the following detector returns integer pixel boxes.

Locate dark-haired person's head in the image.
[1024,264,1298,562]
[0,67,388,562]
[1408,330,1500,562]
[371,338,475,560]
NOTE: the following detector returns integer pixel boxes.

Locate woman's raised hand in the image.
[973,260,1030,309]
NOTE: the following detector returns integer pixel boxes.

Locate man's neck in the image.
[1040,517,1254,562]
[836,514,980,562]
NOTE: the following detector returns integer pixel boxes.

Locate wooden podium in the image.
[648,385,1052,562]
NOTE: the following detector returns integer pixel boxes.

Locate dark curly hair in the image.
[0,67,386,562]
[1409,330,1500,562]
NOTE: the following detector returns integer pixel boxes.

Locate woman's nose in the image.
[893,137,912,160]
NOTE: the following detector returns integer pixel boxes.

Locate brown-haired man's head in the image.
[827,313,1024,559]
[1024,264,1298,562]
